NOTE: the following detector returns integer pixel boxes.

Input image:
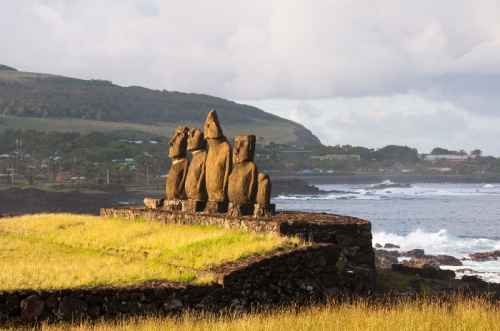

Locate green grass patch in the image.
[0,214,300,290]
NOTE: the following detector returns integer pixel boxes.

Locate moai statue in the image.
[204,110,232,213]
[253,172,276,217]
[227,135,258,217]
[182,128,207,213]
[164,126,189,211]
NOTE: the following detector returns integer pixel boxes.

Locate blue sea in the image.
[273,181,500,283]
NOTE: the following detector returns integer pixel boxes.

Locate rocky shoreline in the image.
[374,242,500,298]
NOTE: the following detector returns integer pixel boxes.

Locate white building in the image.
[424,154,469,162]
[310,154,361,161]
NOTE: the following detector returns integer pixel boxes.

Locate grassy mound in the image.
[0,214,299,290]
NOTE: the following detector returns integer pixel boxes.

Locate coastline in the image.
[274,174,500,185]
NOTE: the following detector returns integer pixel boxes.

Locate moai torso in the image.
[254,171,275,217]
[165,127,189,201]
[228,161,257,204]
[228,135,258,206]
[166,158,189,200]
[256,172,271,206]
[185,128,207,201]
[204,111,232,202]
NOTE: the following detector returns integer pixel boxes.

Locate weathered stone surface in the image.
[253,203,275,218]
[469,250,500,262]
[227,203,254,217]
[392,263,456,280]
[163,200,183,212]
[57,296,88,320]
[228,135,258,210]
[383,243,400,249]
[375,249,399,269]
[144,197,163,210]
[203,201,228,214]
[204,111,232,203]
[166,127,190,201]
[185,128,207,201]
[402,249,425,258]
[255,172,272,209]
[20,295,44,321]
[405,255,463,267]
[182,199,206,213]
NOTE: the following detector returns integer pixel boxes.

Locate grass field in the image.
[3,298,498,331]
[0,214,299,290]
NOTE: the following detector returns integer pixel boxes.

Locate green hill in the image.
[0,65,320,146]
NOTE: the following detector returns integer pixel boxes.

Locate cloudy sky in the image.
[2,0,500,154]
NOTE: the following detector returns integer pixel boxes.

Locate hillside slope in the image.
[0,66,320,146]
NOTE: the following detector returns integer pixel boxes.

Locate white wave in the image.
[373,228,500,258]
[444,264,500,283]
[274,192,384,201]
[275,183,500,201]
[374,229,500,283]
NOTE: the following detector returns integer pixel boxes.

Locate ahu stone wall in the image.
[0,208,375,323]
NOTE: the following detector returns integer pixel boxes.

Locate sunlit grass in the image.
[0,214,299,290]
[3,298,498,331]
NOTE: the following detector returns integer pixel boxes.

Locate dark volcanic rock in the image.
[403,255,462,267]
[271,178,323,197]
[375,250,399,269]
[383,243,400,249]
[57,297,88,320]
[433,255,463,266]
[392,263,456,280]
[469,250,500,262]
[0,188,117,215]
[20,295,44,321]
[402,249,425,258]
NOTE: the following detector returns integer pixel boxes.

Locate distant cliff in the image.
[0,65,321,146]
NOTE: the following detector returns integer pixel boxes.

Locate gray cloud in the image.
[241,95,500,155]
[1,1,500,152]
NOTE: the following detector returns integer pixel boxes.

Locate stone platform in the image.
[100,207,372,245]
[0,208,375,323]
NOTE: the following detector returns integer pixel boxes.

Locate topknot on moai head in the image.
[233,135,256,163]
[204,110,224,139]
[168,126,189,158]
[187,128,206,152]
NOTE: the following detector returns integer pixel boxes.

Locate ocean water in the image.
[273,181,500,283]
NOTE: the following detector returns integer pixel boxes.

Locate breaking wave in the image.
[373,229,500,283]
[275,181,500,201]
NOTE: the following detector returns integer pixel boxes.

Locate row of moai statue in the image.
[146,110,275,217]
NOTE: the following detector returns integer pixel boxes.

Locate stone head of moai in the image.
[204,110,224,139]
[187,128,206,151]
[233,135,256,163]
[169,126,189,159]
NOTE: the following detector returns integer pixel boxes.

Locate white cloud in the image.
[1,1,500,152]
[241,95,500,155]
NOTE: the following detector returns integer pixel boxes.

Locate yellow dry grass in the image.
[0,214,298,290]
[4,298,499,331]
